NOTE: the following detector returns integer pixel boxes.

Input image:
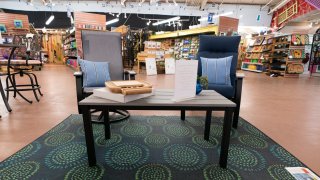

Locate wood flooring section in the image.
[0,64,319,175]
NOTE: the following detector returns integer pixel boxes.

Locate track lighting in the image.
[153,16,180,26]
[45,15,55,25]
[106,18,119,25]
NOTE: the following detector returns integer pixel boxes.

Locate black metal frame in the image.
[5,35,43,104]
[80,104,235,168]
[74,71,136,123]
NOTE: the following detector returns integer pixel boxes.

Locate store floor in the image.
[0,64,319,174]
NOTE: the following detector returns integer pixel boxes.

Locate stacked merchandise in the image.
[63,31,77,68]
[173,36,199,60]
[242,35,273,72]
[267,34,308,77]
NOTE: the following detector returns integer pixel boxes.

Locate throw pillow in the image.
[200,56,233,85]
[78,59,111,87]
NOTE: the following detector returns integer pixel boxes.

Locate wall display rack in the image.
[242,35,273,73]
[265,34,309,77]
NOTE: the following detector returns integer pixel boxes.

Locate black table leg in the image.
[219,108,233,168]
[0,79,12,112]
[82,106,96,166]
[103,108,111,139]
[204,110,212,141]
[181,110,185,121]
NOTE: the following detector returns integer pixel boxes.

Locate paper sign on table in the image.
[165,58,175,74]
[173,60,198,101]
[145,58,157,75]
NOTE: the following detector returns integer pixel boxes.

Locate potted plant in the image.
[196,76,208,95]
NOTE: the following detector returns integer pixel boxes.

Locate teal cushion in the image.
[78,59,111,87]
[200,56,233,85]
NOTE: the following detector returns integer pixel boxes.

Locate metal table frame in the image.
[79,90,236,169]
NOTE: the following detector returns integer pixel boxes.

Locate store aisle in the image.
[0,64,319,174]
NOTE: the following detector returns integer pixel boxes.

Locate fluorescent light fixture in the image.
[268,0,290,14]
[70,15,74,24]
[153,16,180,26]
[45,15,55,25]
[106,18,119,25]
[198,11,233,22]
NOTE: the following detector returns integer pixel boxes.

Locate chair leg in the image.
[25,73,40,102]
[5,75,10,101]
[29,72,43,96]
[0,79,12,112]
[12,74,17,98]
[181,110,185,121]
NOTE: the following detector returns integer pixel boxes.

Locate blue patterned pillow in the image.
[200,56,233,85]
[78,59,111,87]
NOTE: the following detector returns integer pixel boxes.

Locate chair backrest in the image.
[197,35,241,87]
[81,30,123,80]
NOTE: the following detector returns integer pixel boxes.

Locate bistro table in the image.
[0,44,24,116]
[79,89,236,168]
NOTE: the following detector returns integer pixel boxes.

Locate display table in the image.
[79,89,236,168]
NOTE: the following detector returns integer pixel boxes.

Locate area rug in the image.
[0,115,312,179]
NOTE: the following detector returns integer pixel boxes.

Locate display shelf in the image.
[241,68,263,72]
[242,62,264,65]
[11,28,29,31]
[63,39,76,45]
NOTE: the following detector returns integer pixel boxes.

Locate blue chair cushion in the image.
[200,56,233,86]
[78,59,111,87]
[208,84,235,98]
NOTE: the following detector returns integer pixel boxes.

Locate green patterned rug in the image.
[0,115,313,179]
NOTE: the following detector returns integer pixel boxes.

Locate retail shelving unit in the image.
[309,28,320,77]
[265,34,308,77]
[242,35,273,73]
[149,26,217,60]
[63,31,76,67]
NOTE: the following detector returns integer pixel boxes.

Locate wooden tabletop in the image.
[79,89,236,108]
[0,44,24,48]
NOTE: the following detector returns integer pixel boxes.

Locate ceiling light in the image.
[147,19,151,25]
[45,15,55,25]
[116,13,120,17]
[178,22,182,26]
[168,22,171,26]
[70,15,74,24]
[268,0,290,14]
[106,18,119,25]
[124,13,127,18]
[153,16,180,26]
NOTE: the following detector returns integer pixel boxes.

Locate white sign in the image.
[145,58,157,75]
[173,60,198,101]
[165,58,175,74]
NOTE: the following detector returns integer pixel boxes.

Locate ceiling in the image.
[23,0,282,6]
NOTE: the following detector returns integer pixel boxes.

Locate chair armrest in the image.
[124,70,136,80]
[74,71,83,77]
[236,72,245,79]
